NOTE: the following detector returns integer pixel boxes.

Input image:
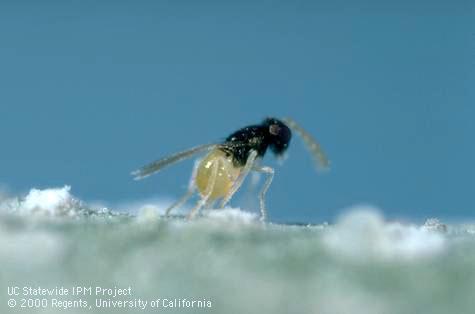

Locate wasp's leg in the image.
[165,160,199,217]
[187,159,220,220]
[219,150,258,209]
[252,166,275,222]
[204,199,217,210]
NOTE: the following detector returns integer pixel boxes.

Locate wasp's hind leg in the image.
[165,160,200,217]
[219,150,258,209]
[187,159,220,220]
[252,166,275,222]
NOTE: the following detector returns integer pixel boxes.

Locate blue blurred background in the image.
[0,1,473,223]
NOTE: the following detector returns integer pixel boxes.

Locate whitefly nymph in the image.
[131,117,329,221]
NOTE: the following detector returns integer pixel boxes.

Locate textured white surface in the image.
[0,186,474,314]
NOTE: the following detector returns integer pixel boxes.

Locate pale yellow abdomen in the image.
[195,149,241,200]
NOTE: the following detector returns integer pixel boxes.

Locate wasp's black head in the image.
[222,117,292,167]
[262,118,292,156]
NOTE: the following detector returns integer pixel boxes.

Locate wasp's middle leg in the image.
[219,150,258,209]
[165,160,199,217]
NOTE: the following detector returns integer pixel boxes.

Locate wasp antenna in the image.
[282,117,330,171]
[131,143,218,180]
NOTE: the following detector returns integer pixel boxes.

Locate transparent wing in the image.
[131,143,218,180]
[283,117,330,171]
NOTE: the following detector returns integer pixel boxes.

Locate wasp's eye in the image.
[269,124,281,136]
[268,122,291,155]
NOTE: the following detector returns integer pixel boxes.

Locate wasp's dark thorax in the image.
[221,125,270,167]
